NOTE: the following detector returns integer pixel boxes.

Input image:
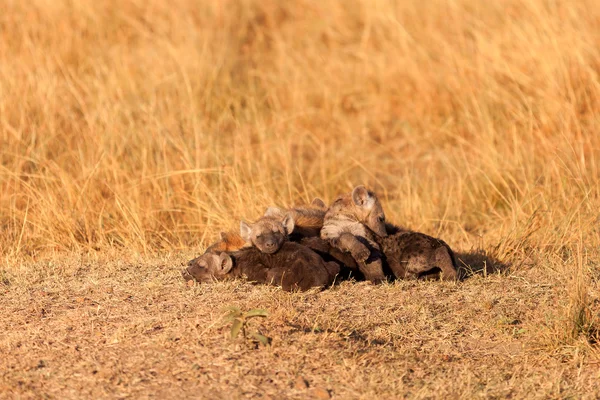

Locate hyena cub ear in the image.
[311,197,327,209]
[240,221,252,242]
[282,213,295,235]
[218,253,234,274]
[352,185,375,209]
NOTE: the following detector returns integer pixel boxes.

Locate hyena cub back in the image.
[240,214,294,254]
[264,197,327,239]
[204,231,248,254]
[321,185,388,283]
[379,231,458,281]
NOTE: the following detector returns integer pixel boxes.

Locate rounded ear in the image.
[218,253,233,274]
[352,185,375,209]
[240,221,252,242]
[311,197,326,208]
[282,213,295,235]
[264,207,284,217]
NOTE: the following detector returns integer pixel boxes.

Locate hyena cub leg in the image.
[330,232,370,262]
[331,232,386,283]
[434,247,458,281]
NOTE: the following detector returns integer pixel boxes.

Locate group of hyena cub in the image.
[182,185,458,292]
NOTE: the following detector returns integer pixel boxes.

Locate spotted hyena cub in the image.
[264,197,327,239]
[182,242,340,292]
[239,213,295,254]
[378,230,458,281]
[321,185,388,283]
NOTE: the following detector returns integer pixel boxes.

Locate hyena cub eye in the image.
[240,214,295,254]
[183,253,233,283]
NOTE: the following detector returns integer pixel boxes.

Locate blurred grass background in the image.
[0,0,598,260]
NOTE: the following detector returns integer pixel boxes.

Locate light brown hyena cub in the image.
[202,200,318,256]
[321,185,388,283]
[240,213,295,254]
[264,198,327,239]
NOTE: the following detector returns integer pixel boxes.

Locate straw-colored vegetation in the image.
[1,0,599,398]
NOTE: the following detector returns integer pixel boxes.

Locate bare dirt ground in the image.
[1,246,599,399]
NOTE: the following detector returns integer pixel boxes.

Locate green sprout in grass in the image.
[223,307,270,346]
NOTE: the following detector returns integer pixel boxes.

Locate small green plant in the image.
[223,307,270,346]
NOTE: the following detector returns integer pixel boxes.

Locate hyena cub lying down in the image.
[182,202,345,291]
[319,186,458,282]
[379,226,458,281]
[321,185,389,283]
[204,197,327,256]
[263,197,327,239]
[181,242,341,292]
[300,231,458,281]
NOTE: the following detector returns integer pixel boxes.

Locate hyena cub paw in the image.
[353,246,371,263]
[329,236,341,249]
[330,234,370,263]
[343,241,370,262]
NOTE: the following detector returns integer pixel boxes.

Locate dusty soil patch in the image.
[1,252,598,399]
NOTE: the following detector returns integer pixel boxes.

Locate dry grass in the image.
[1,0,599,398]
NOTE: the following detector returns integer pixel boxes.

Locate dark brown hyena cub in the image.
[378,227,458,281]
[182,242,341,292]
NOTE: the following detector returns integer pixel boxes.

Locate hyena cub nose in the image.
[240,213,295,254]
[181,268,194,282]
[263,240,277,251]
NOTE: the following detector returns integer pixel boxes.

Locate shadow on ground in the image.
[455,250,510,280]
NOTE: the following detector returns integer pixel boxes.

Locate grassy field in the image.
[1,0,599,398]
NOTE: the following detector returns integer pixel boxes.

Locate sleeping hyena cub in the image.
[264,197,327,239]
[182,242,340,292]
[239,213,295,254]
[377,227,458,281]
[203,199,323,256]
[321,185,388,283]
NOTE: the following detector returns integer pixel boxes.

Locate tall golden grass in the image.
[0,0,598,264]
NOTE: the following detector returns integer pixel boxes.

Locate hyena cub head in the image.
[351,185,387,237]
[182,252,233,283]
[240,214,294,254]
